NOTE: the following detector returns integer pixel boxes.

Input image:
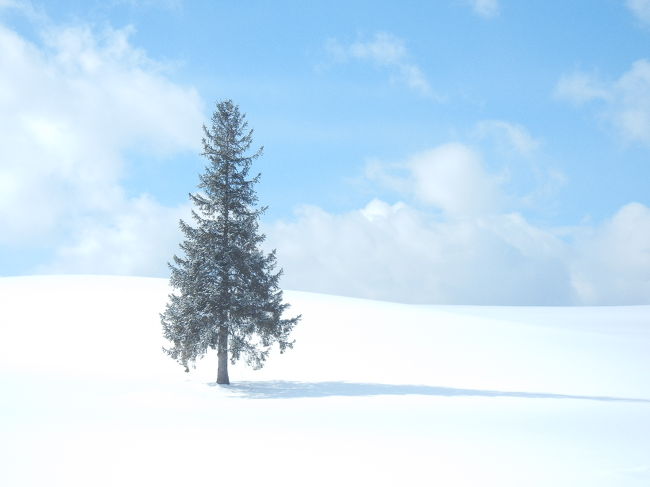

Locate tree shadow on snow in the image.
[218,381,650,403]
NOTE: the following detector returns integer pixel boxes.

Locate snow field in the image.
[1,275,649,486]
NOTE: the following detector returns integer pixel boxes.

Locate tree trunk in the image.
[216,325,230,384]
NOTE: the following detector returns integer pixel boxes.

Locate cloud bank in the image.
[266,200,574,305]
[266,140,650,305]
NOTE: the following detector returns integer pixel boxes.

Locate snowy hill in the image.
[1,275,649,486]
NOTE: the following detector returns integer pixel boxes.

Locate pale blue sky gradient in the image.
[1,0,649,304]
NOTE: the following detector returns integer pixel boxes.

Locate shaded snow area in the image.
[1,275,649,486]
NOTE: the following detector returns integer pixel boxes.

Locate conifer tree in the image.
[161,99,300,385]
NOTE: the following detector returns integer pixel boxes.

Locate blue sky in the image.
[1,0,649,304]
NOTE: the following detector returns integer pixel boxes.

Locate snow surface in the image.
[1,275,649,486]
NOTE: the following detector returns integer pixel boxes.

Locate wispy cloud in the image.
[325,32,438,99]
[474,120,540,156]
[467,0,500,18]
[555,59,650,145]
[626,0,650,24]
[109,0,184,12]
[555,72,610,104]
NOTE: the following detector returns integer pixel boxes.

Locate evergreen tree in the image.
[161,99,300,385]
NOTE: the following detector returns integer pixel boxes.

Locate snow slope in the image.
[1,275,649,486]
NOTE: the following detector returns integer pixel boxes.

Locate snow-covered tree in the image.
[161,100,300,384]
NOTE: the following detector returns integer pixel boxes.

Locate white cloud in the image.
[467,0,500,18]
[0,20,203,269]
[366,142,503,217]
[367,124,560,218]
[626,0,650,24]
[326,32,437,99]
[556,60,650,145]
[409,144,502,216]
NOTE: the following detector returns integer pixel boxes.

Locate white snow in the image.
[1,275,649,486]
